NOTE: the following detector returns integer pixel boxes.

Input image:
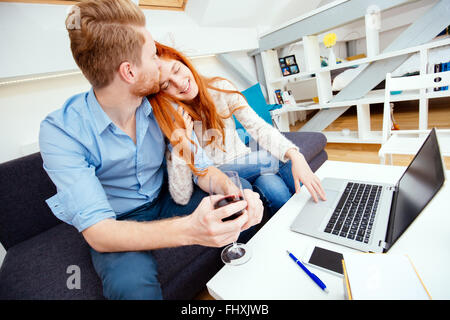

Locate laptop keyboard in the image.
[324,182,382,244]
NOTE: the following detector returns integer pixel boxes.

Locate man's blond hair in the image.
[66,0,146,88]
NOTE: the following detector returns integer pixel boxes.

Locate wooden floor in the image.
[195,99,450,300]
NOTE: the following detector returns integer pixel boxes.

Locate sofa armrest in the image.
[280,131,327,163]
[248,131,327,164]
[0,153,60,250]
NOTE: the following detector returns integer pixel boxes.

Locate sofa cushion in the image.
[234,83,274,145]
[0,219,259,300]
[161,247,223,300]
[241,83,273,125]
[153,224,257,299]
[0,223,103,300]
[153,245,219,288]
[0,221,221,300]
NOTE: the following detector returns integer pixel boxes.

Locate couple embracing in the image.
[39,0,325,300]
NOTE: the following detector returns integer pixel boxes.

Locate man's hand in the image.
[186,189,263,247]
[186,194,249,247]
[82,188,264,252]
[239,189,263,232]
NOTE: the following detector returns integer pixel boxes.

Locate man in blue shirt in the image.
[39,0,263,300]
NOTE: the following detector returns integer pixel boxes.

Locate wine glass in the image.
[209,171,252,266]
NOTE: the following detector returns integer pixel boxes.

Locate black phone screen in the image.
[308,247,344,275]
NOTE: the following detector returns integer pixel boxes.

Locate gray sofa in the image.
[0,131,327,300]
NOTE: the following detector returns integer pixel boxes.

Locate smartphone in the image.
[302,246,344,277]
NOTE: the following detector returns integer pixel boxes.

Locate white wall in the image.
[0,74,91,164]
[0,2,257,80]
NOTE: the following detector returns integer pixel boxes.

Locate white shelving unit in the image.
[271,84,450,139]
[262,11,450,143]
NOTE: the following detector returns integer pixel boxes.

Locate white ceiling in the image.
[183,0,437,40]
[185,0,331,30]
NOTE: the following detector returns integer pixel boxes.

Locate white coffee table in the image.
[207,160,450,300]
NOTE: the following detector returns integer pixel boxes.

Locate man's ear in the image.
[118,61,135,84]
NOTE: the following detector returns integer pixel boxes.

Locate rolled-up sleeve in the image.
[39,120,116,232]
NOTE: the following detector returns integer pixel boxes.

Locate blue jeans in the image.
[218,150,296,216]
[90,177,252,300]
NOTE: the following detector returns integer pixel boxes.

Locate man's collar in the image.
[87,88,112,134]
[87,89,153,134]
[142,96,153,117]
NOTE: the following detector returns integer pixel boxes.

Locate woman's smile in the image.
[180,79,191,94]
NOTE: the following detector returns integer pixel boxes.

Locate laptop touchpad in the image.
[313,189,340,209]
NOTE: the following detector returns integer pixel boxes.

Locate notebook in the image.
[342,253,431,300]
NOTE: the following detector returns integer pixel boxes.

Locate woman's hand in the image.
[285,148,326,203]
[173,107,193,140]
[171,107,194,159]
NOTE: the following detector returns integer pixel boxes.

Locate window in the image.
[0,0,187,11]
[139,0,186,10]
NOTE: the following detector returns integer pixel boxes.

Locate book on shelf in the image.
[274,89,284,104]
[434,61,449,91]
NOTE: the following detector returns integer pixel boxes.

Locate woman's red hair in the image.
[148,42,248,177]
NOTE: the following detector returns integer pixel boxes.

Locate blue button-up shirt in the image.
[39,88,212,232]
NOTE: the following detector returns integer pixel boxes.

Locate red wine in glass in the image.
[214,195,244,221]
[209,170,251,265]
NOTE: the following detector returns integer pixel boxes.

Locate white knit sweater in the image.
[166,79,299,205]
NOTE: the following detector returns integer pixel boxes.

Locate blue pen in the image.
[287,250,329,293]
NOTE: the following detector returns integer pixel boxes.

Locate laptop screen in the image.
[387,128,445,247]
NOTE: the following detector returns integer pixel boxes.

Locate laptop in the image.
[290,128,446,253]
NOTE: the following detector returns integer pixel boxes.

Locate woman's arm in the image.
[196,165,242,196]
[285,148,326,202]
[221,80,326,202]
[166,107,195,205]
[222,80,298,162]
[166,148,193,205]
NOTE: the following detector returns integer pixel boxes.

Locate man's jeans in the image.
[218,150,296,216]
[89,178,252,300]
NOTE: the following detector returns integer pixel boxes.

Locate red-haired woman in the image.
[148,42,326,215]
